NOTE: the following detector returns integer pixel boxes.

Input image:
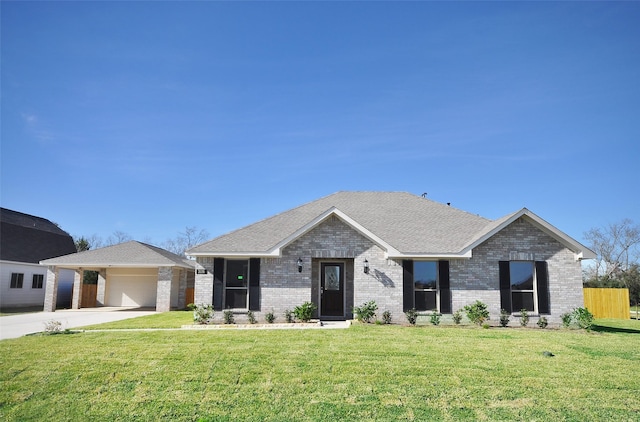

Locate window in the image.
[414,261,438,311]
[403,260,451,313]
[32,274,44,289]
[510,262,535,312]
[225,259,249,309]
[499,261,550,314]
[10,273,24,289]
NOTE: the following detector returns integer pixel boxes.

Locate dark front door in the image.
[320,262,344,317]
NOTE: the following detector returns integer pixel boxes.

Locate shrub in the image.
[284,309,294,323]
[186,303,196,311]
[247,310,257,324]
[560,312,572,328]
[463,301,490,325]
[382,310,392,325]
[353,301,378,323]
[429,311,441,326]
[452,310,463,325]
[519,309,530,327]
[265,311,276,324]
[293,301,317,323]
[499,309,510,327]
[572,307,594,331]
[44,320,63,334]
[405,308,418,325]
[223,310,235,324]
[193,304,214,325]
[537,316,548,329]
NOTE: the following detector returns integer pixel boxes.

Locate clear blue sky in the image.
[2,1,639,247]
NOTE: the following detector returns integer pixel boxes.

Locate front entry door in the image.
[320,262,344,317]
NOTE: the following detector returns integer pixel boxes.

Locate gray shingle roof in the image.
[1,208,77,263]
[41,241,195,268]
[188,191,493,256]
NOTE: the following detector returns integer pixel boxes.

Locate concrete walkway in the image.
[0,307,156,340]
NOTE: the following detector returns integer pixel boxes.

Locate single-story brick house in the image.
[187,191,595,323]
[40,241,195,312]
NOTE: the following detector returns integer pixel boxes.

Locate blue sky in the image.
[2,1,639,247]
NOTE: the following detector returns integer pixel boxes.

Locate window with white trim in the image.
[10,273,24,289]
[509,261,536,312]
[414,261,438,311]
[225,259,249,309]
[32,274,45,289]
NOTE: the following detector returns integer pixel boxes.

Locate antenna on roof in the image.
[421,192,427,198]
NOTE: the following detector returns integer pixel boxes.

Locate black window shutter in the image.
[535,261,550,314]
[499,261,511,313]
[249,258,261,311]
[402,260,414,312]
[439,260,451,314]
[213,258,224,311]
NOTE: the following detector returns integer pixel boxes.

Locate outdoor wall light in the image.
[297,258,303,273]
[364,259,370,274]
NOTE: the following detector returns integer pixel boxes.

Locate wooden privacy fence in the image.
[80,284,97,308]
[185,288,194,306]
[584,288,630,319]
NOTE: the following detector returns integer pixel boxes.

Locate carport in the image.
[40,241,195,312]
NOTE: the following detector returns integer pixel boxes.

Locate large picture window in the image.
[10,273,24,289]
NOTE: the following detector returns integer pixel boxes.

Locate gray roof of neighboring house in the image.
[41,240,195,269]
[0,208,77,264]
[188,191,492,256]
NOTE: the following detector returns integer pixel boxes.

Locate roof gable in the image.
[461,208,596,260]
[41,241,194,268]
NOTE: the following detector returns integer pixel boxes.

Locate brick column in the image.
[156,267,173,312]
[178,269,188,309]
[43,266,59,312]
[96,269,107,306]
[194,258,214,306]
[71,268,84,309]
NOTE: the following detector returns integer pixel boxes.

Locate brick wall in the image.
[194,215,584,324]
[451,217,584,323]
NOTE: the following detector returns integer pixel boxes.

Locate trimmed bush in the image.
[353,301,378,323]
[463,301,490,325]
[293,302,317,323]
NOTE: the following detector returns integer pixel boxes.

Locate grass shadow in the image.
[592,324,640,334]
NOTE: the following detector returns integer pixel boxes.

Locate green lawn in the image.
[1,320,639,421]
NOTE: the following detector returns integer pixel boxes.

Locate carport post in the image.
[43,266,59,312]
[96,269,107,306]
[71,268,84,309]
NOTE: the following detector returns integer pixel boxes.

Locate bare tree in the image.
[163,226,210,257]
[105,230,132,246]
[584,219,640,282]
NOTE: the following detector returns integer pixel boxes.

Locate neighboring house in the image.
[40,241,195,312]
[0,208,77,309]
[187,192,595,323]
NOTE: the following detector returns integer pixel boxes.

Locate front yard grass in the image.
[1,320,639,421]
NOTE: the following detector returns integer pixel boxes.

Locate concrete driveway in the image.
[0,307,157,340]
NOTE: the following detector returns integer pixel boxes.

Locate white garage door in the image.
[106,270,157,307]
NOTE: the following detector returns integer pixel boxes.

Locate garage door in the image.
[106,270,157,307]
